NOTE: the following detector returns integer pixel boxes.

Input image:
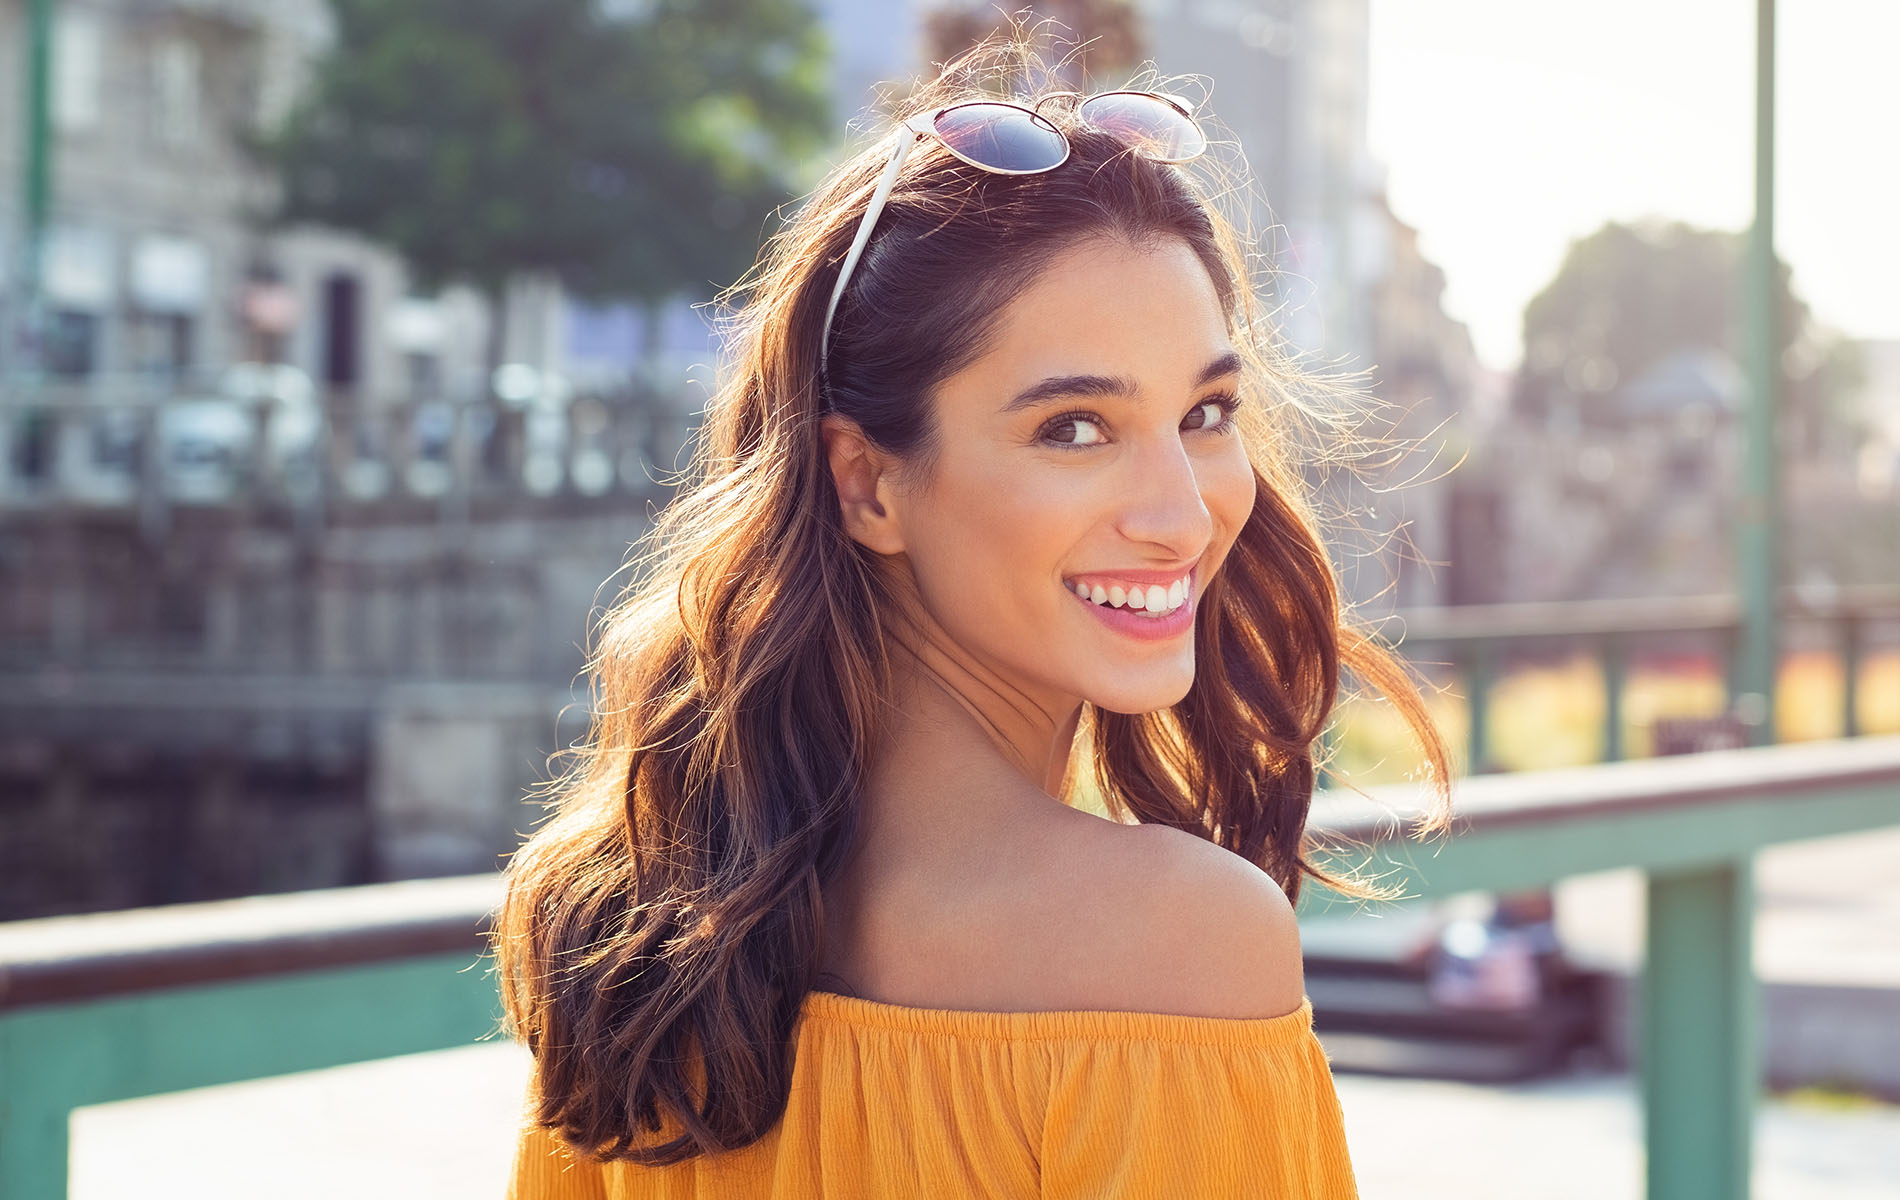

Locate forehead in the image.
[948,236,1232,408]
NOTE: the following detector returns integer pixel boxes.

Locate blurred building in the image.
[1853,337,1900,500]
[0,0,499,403]
[1135,0,1378,368]
[1475,347,1747,603]
[1357,180,1483,609]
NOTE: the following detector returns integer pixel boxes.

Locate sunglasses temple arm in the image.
[820,131,917,372]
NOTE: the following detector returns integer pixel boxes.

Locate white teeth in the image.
[1069,574,1191,616]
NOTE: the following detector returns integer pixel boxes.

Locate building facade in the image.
[0,0,495,405]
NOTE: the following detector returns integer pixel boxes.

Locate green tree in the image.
[266,0,832,361]
[1513,218,1859,452]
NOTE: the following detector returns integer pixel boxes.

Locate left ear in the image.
[821,413,907,557]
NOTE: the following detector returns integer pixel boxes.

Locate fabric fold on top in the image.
[508,991,1359,1199]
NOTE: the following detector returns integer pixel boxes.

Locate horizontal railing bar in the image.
[0,672,574,715]
[0,950,501,1111]
[1311,733,1900,840]
[1364,589,1900,643]
[1302,772,1900,906]
[7,738,1899,1010]
[0,876,502,1011]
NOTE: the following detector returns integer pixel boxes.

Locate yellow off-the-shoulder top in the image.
[506,990,1359,1198]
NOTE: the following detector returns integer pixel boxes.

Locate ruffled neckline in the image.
[799,989,1315,1047]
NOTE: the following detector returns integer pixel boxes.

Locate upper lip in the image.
[1063,555,1202,588]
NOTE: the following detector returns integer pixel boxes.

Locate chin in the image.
[1083,672,1196,716]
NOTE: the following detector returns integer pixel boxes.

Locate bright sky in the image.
[1367,0,1899,372]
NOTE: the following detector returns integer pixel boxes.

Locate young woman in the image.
[498,42,1452,1198]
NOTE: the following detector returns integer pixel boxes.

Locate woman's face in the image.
[871,234,1257,717]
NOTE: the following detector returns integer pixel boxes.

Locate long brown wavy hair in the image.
[493,37,1455,1168]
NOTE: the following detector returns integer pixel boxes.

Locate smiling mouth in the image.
[1066,579,1189,616]
[1061,559,1200,615]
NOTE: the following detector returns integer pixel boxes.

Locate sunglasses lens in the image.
[931,102,1069,173]
[1077,93,1207,162]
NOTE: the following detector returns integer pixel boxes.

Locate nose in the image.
[1113,433,1214,557]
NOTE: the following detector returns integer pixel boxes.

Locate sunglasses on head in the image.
[819,90,1209,382]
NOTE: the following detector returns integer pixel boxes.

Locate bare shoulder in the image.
[1084,820,1307,1020]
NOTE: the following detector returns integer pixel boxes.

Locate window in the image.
[152,38,203,145]
[52,8,104,133]
[126,312,195,381]
[44,310,100,379]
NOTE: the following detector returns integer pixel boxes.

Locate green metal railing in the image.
[1353,587,1900,776]
[1297,734,1900,1200]
[4,736,1897,1198]
[0,876,506,1199]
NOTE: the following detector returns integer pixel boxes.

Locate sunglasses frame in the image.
[819,90,1207,384]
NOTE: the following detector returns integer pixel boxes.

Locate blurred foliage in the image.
[921,1,1145,92]
[264,0,833,306]
[1513,219,1864,448]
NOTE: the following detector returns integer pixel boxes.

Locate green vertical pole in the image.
[1736,0,1779,747]
[1839,612,1861,738]
[18,0,55,372]
[1641,859,1757,1200]
[1465,642,1492,774]
[1601,635,1626,763]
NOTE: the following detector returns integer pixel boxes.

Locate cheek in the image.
[1208,445,1258,530]
[903,460,1080,623]
[931,465,1077,580]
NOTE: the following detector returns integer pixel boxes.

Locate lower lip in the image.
[1066,579,1196,642]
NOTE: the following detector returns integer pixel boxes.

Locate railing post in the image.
[1465,641,1493,773]
[0,1015,75,1200]
[1735,0,1781,751]
[1641,857,1758,1200]
[0,1102,67,1200]
[1601,634,1627,762]
[1839,610,1861,738]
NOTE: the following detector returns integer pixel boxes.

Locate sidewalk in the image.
[1334,1067,1900,1199]
[1550,825,1900,990]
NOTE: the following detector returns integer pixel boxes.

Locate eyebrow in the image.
[1000,350,1245,414]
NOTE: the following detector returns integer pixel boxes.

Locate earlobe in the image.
[821,415,905,556]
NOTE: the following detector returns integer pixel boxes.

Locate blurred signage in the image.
[42,226,116,310]
[131,236,210,313]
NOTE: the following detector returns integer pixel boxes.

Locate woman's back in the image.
[507,818,1357,1198]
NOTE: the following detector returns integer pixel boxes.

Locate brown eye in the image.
[1187,392,1242,433]
[1040,412,1108,449]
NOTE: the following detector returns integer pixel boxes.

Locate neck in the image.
[847,613,1084,864]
